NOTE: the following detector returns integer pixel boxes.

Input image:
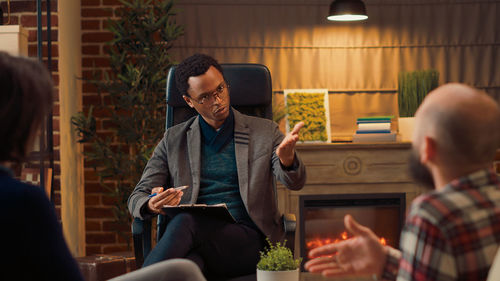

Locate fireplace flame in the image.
[306,231,387,250]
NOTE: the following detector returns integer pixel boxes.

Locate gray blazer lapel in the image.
[187,117,201,203]
[233,110,250,206]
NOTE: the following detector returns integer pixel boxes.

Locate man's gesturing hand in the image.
[276,121,304,167]
[304,215,387,278]
[147,187,183,215]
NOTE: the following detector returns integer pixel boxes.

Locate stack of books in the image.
[353,116,397,143]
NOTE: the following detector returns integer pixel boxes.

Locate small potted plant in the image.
[256,239,302,281]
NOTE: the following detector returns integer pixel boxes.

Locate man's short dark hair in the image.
[174,53,224,96]
[0,52,54,162]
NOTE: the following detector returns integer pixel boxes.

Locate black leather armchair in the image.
[131,64,296,280]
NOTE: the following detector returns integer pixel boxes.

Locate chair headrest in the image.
[166,64,272,107]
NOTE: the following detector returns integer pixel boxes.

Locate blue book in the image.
[356,120,392,124]
[355,130,392,134]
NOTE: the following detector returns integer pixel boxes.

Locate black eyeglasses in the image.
[187,81,230,105]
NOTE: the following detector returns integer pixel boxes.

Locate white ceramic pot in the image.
[256,268,299,281]
[398,117,415,142]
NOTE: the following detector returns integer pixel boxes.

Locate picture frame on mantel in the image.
[284,89,331,143]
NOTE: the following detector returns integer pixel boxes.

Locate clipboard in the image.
[162,203,236,223]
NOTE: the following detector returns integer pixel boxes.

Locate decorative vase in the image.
[256,268,300,281]
[398,117,415,142]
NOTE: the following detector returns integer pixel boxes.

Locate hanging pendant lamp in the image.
[327,0,368,21]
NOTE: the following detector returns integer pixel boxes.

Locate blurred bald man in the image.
[305,83,500,281]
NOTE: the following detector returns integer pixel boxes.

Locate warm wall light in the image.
[327,0,368,21]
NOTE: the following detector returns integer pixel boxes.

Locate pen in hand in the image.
[148,185,188,198]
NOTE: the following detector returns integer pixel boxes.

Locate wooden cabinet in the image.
[0,25,28,56]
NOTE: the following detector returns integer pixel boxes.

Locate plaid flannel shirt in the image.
[382,169,500,281]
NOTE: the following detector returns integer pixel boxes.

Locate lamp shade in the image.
[327,0,368,21]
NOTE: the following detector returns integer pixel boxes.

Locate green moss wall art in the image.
[284,89,331,142]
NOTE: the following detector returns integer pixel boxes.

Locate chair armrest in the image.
[131,217,152,268]
[282,213,296,233]
[282,213,296,252]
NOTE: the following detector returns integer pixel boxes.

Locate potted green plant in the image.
[397,69,439,141]
[256,239,302,281]
[71,0,183,243]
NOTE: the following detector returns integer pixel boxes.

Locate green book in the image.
[357,116,394,121]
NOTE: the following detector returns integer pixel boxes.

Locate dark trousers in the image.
[142,212,266,278]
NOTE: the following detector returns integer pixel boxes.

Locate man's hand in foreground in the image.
[304,215,388,278]
[147,187,183,215]
[276,121,304,167]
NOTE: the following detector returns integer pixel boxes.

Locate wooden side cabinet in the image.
[0,25,28,56]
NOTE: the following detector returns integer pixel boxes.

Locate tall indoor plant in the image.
[71,0,183,242]
[397,69,439,141]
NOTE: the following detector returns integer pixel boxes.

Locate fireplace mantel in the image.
[277,142,427,251]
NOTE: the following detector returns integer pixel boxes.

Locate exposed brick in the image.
[85,182,106,193]
[21,15,58,27]
[96,131,115,140]
[1,1,36,13]
[28,29,59,43]
[83,94,101,105]
[82,0,102,6]
[82,57,110,68]
[28,44,59,57]
[82,8,113,18]
[86,232,116,244]
[2,16,20,25]
[86,206,114,218]
[42,59,58,72]
[51,119,60,132]
[102,245,129,254]
[102,195,119,206]
[86,245,101,255]
[51,74,59,85]
[52,134,60,147]
[86,220,102,231]
[52,104,59,115]
[82,19,101,30]
[82,82,99,93]
[82,70,102,80]
[53,178,60,190]
[42,1,58,12]
[53,164,61,175]
[117,234,132,244]
[103,0,122,6]
[82,32,113,43]
[82,45,101,55]
[86,194,101,205]
[53,192,61,205]
[103,221,129,232]
[92,108,113,118]
[102,119,116,129]
[495,149,500,160]
[53,150,60,161]
[84,170,99,181]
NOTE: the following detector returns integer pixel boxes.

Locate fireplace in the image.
[299,193,405,265]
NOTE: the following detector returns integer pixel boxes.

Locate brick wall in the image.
[81,0,131,255]
[1,1,61,216]
[495,149,500,175]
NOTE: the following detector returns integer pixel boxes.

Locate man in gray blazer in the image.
[128,54,306,278]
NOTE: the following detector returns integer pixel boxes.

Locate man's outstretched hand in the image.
[276,121,304,167]
[304,215,388,278]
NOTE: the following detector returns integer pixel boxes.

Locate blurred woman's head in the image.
[0,51,53,162]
